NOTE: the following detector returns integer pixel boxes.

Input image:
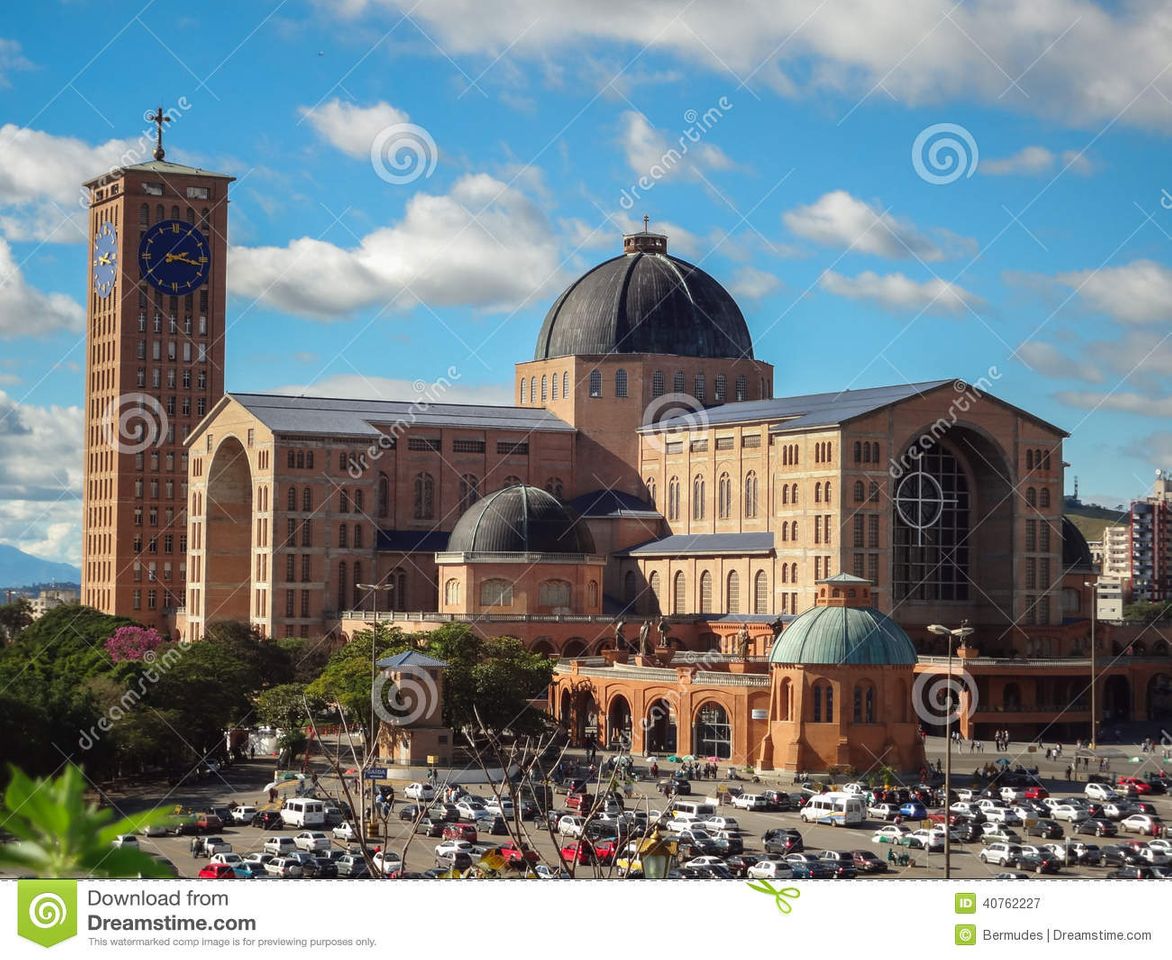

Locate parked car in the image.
[1120,814,1163,835]
[1051,804,1089,823]
[1023,786,1049,800]
[405,782,436,801]
[1077,817,1117,838]
[907,829,944,851]
[851,849,889,873]
[1116,776,1153,795]
[705,816,741,833]
[869,803,901,821]
[1028,819,1064,840]
[294,831,330,853]
[731,793,768,811]
[230,805,257,824]
[817,850,859,878]
[443,822,478,843]
[198,863,238,879]
[332,822,358,842]
[251,811,283,831]
[335,854,369,878]
[194,813,224,833]
[372,851,404,875]
[264,856,303,878]
[724,854,762,877]
[263,836,297,856]
[899,802,928,820]
[872,825,912,846]
[456,800,492,822]
[746,857,795,880]
[979,843,1023,866]
[1107,865,1160,879]
[1085,783,1119,802]
[557,815,586,838]
[763,828,804,854]
[203,837,232,856]
[111,834,139,849]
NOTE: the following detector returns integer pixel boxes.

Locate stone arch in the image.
[1003,682,1022,711]
[532,636,555,657]
[778,676,794,722]
[1147,673,1172,720]
[205,436,253,624]
[1104,674,1131,720]
[562,636,588,658]
[606,694,633,747]
[692,699,732,759]
[645,697,677,754]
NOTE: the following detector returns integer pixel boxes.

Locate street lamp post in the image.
[1084,580,1097,748]
[927,619,974,881]
[355,581,395,759]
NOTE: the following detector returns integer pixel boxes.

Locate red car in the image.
[560,840,617,865]
[1116,777,1153,795]
[499,842,539,867]
[1023,786,1049,800]
[442,823,477,843]
[197,863,237,879]
[565,793,593,813]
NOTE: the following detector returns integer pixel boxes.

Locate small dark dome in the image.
[534,231,753,361]
[1061,516,1094,571]
[447,485,596,555]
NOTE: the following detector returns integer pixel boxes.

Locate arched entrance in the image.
[645,698,677,754]
[559,688,572,729]
[1103,675,1131,720]
[607,696,633,749]
[693,701,732,759]
[562,637,587,658]
[1148,674,1172,720]
[204,437,253,624]
[573,687,598,746]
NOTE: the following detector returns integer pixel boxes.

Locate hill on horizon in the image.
[0,543,81,590]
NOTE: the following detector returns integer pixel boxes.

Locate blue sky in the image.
[1,0,1171,564]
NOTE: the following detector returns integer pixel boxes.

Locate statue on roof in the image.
[736,625,751,660]
[638,620,651,657]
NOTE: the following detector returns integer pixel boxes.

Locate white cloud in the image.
[727,265,781,301]
[783,190,969,261]
[0,39,31,88]
[819,269,978,314]
[330,1,1172,132]
[228,173,567,318]
[983,145,1094,176]
[273,373,513,406]
[0,391,83,565]
[619,110,734,182]
[1055,390,1172,417]
[1056,260,1172,325]
[0,238,84,337]
[1016,340,1103,382]
[299,98,412,158]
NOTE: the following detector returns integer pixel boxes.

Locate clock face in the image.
[92,222,118,298]
[138,219,210,295]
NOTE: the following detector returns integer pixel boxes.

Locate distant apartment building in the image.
[30,587,80,619]
[1095,579,1123,621]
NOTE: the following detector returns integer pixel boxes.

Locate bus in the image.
[799,792,865,827]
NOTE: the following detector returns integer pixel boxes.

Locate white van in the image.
[670,798,717,819]
[280,798,326,828]
[799,792,865,826]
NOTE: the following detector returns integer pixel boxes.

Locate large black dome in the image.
[447,485,596,555]
[533,230,754,361]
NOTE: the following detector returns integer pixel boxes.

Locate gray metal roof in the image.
[87,159,235,185]
[534,245,754,360]
[621,532,774,557]
[447,485,596,555]
[377,650,448,669]
[645,380,1068,436]
[227,393,573,438]
[569,489,660,519]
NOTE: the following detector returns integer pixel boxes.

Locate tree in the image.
[0,598,33,643]
[305,624,407,738]
[105,625,166,662]
[255,683,322,730]
[0,765,173,877]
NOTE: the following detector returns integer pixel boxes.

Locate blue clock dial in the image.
[138,219,210,295]
[92,222,118,298]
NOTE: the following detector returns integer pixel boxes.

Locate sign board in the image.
[363,767,389,780]
[751,709,768,720]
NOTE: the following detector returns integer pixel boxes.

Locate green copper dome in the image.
[768,605,918,666]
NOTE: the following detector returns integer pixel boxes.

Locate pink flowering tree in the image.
[105,625,166,662]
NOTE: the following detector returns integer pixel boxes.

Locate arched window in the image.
[352,561,363,607]
[694,373,706,402]
[780,678,794,721]
[1042,450,1051,470]
[540,375,548,402]
[588,580,598,608]
[139,203,149,224]
[413,472,435,520]
[336,561,347,611]
[562,371,568,397]
[480,578,513,606]
[545,477,564,498]
[854,441,862,463]
[1026,487,1037,506]
[854,480,865,502]
[550,372,558,400]
[539,579,572,608]
[790,562,797,583]
[652,371,665,398]
[692,474,705,520]
[782,484,790,506]
[700,570,713,612]
[673,371,685,394]
[717,472,732,519]
[503,475,522,488]
[519,378,528,404]
[745,471,758,519]
[868,481,879,503]
[353,489,363,513]
[815,483,822,503]
[444,578,460,605]
[668,477,680,520]
[754,570,769,614]
[338,524,348,548]
[530,377,536,403]
[726,570,740,614]
[735,375,747,401]
[287,487,296,511]
[648,570,661,612]
[790,520,798,540]
[693,702,731,759]
[871,442,880,462]
[645,477,657,508]
[302,487,312,511]
[715,374,727,402]
[589,369,602,398]
[339,490,350,514]
[1039,488,1051,508]
[853,682,876,723]
[672,571,687,614]
[353,524,363,548]
[782,564,789,583]
[459,474,480,511]
[377,473,390,517]
[791,483,798,504]
[812,680,834,722]
[615,368,628,397]
[1026,449,1034,470]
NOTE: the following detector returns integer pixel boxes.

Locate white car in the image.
[842,782,869,796]
[1000,786,1024,803]
[956,788,977,802]
[1148,838,1172,854]
[372,851,404,875]
[705,816,740,833]
[684,855,726,869]
[1050,804,1089,823]
[731,794,768,811]
[208,852,244,868]
[747,858,795,880]
[975,798,1004,812]
[332,821,358,841]
[869,803,900,821]
[405,782,436,801]
[908,829,944,851]
[230,805,257,824]
[872,825,911,845]
[265,856,302,878]
[263,836,297,856]
[949,801,979,817]
[557,815,586,837]
[1133,845,1169,865]
[111,834,139,848]
[979,842,1022,866]
[242,853,273,870]
[456,800,491,821]
[483,798,515,817]
[1102,802,1136,821]
[1120,814,1162,835]
[1085,782,1118,802]
[979,824,1021,844]
[433,840,474,861]
[983,807,1021,825]
[675,827,714,844]
[203,837,232,855]
[294,831,330,852]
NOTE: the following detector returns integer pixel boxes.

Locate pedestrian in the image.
[1065,764,1073,780]
[387,786,395,813]
[190,835,199,858]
